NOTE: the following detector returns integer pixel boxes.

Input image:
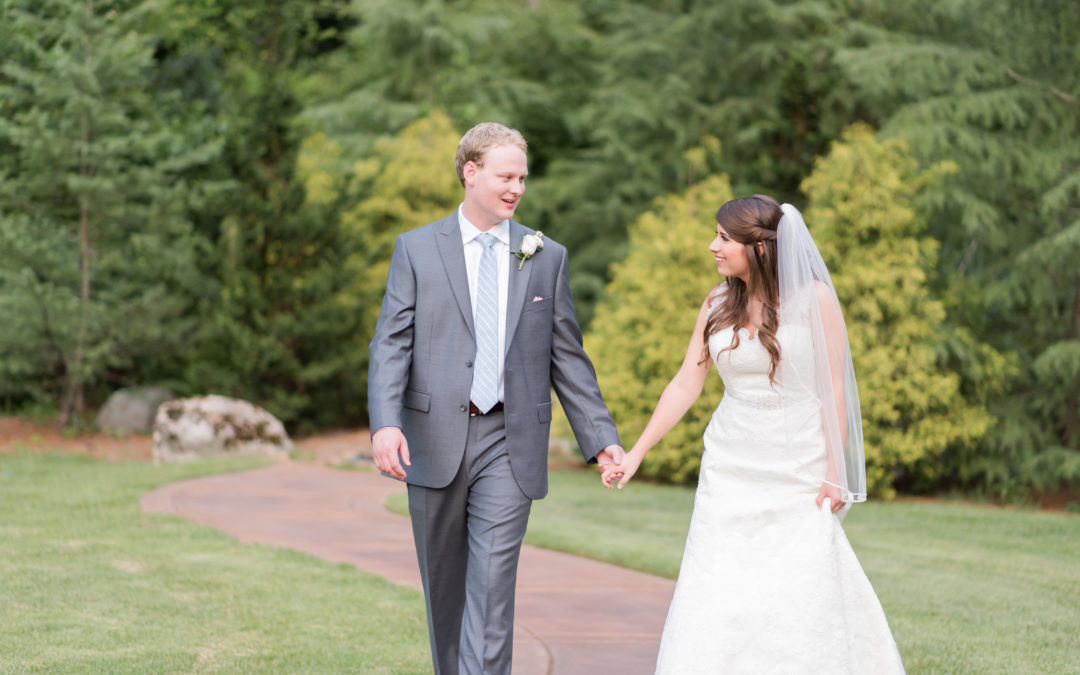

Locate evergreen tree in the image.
[0,0,213,422]
[164,0,368,429]
[302,0,877,328]
[834,0,1080,498]
[533,0,865,323]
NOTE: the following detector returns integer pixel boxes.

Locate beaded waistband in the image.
[722,388,813,410]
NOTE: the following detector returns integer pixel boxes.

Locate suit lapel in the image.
[504,220,532,356]
[435,214,474,335]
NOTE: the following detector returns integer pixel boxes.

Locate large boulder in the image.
[152,395,293,462]
[97,387,174,434]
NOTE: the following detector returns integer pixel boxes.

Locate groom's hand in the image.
[595,445,624,489]
[372,427,411,480]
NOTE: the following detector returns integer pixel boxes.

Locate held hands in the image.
[595,445,625,490]
[372,427,410,480]
[376,432,630,486]
[601,448,644,490]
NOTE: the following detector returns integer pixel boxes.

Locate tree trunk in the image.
[61,12,93,425]
[1065,272,1080,449]
[60,186,91,426]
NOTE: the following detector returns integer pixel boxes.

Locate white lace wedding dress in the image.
[655,323,905,674]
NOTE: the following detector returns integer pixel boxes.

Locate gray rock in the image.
[152,395,293,462]
[97,387,174,434]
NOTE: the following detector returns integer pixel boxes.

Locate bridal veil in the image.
[776,203,867,504]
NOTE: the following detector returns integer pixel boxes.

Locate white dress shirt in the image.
[459,206,510,401]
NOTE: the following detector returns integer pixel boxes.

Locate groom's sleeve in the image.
[368,234,416,433]
[548,245,621,462]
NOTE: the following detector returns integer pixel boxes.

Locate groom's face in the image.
[462,144,528,228]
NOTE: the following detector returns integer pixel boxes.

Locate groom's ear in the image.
[462,161,479,187]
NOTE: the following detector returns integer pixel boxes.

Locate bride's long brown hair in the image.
[702,194,783,383]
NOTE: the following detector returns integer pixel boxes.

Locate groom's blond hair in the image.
[455,123,528,187]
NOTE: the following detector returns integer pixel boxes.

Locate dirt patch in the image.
[0,416,153,461]
[292,429,373,466]
[0,416,372,466]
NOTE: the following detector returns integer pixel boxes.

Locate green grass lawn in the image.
[0,452,430,674]
[845,499,1080,673]
[5,451,1078,674]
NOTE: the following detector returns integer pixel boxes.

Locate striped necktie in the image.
[471,233,499,413]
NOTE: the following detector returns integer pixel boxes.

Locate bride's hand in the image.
[816,482,844,512]
[602,449,644,489]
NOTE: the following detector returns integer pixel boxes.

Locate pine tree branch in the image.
[26,265,69,382]
[1004,67,1080,106]
[956,235,980,276]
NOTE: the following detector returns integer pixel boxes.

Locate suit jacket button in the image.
[465,360,473,367]
[460,405,467,412]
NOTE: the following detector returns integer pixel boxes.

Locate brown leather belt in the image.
[469,401,504,416]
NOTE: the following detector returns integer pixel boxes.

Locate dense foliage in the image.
[0,0,1075,501]
[0,0,215,424]
[567,173,732,485]
[802,126,1005,498]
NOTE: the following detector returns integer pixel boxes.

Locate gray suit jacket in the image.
[368,213,619,500]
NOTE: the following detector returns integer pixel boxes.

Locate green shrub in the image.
[556,174,733,484]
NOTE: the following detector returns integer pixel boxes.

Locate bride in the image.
[602,195,905,673]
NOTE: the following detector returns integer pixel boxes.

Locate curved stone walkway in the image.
[141,462,673,674]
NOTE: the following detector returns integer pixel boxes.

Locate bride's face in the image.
[710,224,750,281]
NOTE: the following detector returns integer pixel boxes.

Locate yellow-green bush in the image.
[556,175,733,483]
[563,125,1000,497]
[298,113,463,415]
[802,125,999,498]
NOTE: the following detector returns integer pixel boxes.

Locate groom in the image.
[368,122,623,675]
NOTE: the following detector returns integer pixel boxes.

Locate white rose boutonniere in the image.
[512,231,544,271]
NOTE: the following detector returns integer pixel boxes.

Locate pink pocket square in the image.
[532,296,544,302]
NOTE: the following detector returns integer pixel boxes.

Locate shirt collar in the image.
[458,205,510,247]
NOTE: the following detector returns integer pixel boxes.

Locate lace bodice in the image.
[708,322,815,409]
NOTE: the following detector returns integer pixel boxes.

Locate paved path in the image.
[142,462,673,674]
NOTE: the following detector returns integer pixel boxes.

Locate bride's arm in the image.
[603,293,716,489]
